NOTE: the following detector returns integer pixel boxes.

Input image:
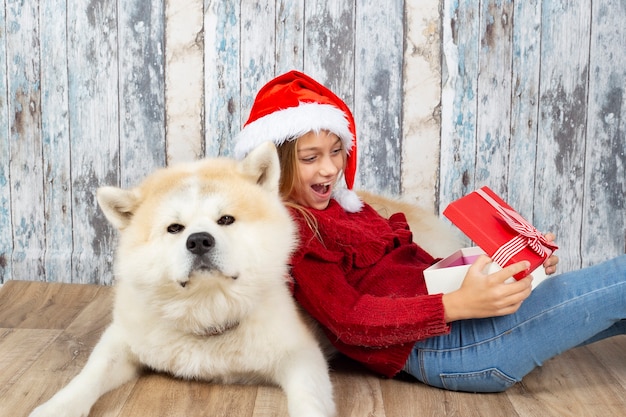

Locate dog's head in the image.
[96,142,296,328]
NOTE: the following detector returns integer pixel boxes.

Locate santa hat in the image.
[234,70,362,212]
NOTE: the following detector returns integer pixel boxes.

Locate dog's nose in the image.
[186,232,215,255]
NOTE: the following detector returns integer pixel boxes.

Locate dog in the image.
[29,142,335,417]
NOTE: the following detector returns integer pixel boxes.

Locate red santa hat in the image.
[234,70,362,212]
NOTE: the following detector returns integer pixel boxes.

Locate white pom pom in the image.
[332,188,363,213]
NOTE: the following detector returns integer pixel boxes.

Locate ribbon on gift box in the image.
[475,188,558,267]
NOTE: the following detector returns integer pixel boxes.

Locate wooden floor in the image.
[1,280,625,417]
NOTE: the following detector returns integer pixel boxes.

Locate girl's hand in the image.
[543,232,559,275]
[441,255,533,322]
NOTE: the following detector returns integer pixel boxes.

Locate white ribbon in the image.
[475,188,558,266]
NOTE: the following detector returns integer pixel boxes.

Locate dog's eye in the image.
[217,215,235,226]
[167,224,185,234]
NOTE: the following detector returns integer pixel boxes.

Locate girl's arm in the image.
[292,259,450,347]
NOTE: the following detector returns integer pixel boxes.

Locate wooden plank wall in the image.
[0,0,624,284]
[0,0,166,284]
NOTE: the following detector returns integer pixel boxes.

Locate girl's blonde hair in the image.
[276,138,318,233]
[276,138,300,201]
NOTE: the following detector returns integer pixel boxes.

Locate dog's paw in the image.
[287,381,337,417]
[29,399,90,417]
[288,404,336,417]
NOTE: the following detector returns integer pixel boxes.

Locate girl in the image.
[234,70,626,392]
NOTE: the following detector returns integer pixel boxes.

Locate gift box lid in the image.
[442,186,557,279]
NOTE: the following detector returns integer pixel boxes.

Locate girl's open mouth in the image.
[311,183,331,196]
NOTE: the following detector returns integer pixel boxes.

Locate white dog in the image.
[30,142,335,417]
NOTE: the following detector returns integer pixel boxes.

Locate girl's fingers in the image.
[468,254,493,275]
[492,260,531,284]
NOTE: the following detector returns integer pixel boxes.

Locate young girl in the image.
[234,70,626,392]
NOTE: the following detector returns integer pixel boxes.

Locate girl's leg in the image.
[403,254,626,392]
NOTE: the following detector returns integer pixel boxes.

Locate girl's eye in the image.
[331,147,343,155]
[167,224,185,234]
[217,215,235,226]
[300,156,316,163]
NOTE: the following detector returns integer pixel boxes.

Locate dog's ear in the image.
[239,141,280,194]
[96,186,140,230]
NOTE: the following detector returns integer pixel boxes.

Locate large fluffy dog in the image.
[30,142,335,417]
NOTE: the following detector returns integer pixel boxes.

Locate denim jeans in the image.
[402,254,626,392]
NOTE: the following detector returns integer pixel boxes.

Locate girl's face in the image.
[291,130,345,210]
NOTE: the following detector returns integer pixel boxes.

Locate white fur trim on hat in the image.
[332,188,363,213]
[234,102,354,159]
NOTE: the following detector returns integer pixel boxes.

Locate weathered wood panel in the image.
[534,0,591,272]
[440,0,481,212]
[508,0,542,220]
[67,0,121,285]
[5,0,46,283]
[303,0,355,108]
[401,1,443,209]
[581,0,626,267]
[204,0,241,158]
[118,0,166,186]
[239,0,276,135]
[276,0,304,74]
[40,0,73,282]
[354,0,404,195]
[474,0,514,198]
[165,0,204,163]
[0,2,12,283]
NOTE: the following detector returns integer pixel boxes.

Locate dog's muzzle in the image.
[180,232,238,286]
[186,232,218,275]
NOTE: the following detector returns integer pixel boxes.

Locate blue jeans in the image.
[402,254,626,392]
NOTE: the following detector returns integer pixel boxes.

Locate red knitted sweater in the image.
[289,199,450,378]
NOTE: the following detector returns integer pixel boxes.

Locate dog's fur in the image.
[30,142,335,417]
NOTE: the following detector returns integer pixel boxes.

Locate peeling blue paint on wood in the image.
[304,1,355,108]
[275,0,304,74]
[0,2,12,283]
[118,0,166,183]
[581,0,626,267]
[6,0,46,283]
[534,0,591,272]
[354,0,403,195]
[67,0,122,285]
[40,0,73,283]
[508,0,541,221]
[204,0,241,158]
[239,0,276,130]
[474,0,514,199]
[440,0,480,216]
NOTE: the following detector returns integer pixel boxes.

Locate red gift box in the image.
[442,186,558,280]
